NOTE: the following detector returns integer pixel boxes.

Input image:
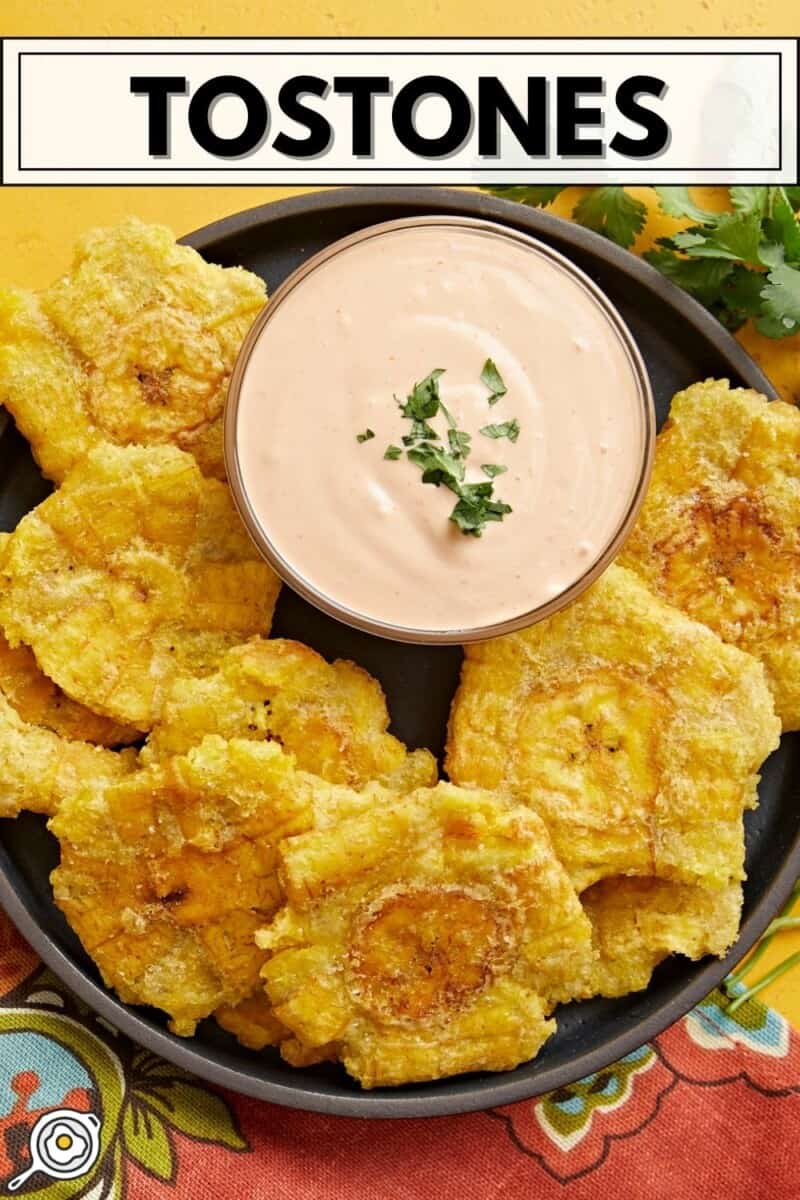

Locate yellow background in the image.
[1,2,798,1023]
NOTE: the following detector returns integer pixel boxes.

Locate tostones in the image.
[0,692,137,819]
[0,530,137,746]
[447,565,779,893]
[556,877,743,1002]
[256,783,594,1088]
[51,736,316,1037]
[0,218,266,481]
[620,379,800,729]
[143,637,437,790]
[0,444,280,729]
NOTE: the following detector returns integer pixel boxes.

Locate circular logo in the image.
[7,1109,101,1192]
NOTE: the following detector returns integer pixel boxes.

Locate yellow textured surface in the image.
[257,782,592,1087]
[0,0,797,1023]
[447,565,780,892]
[621,381,800,729]
[0,444,281,727]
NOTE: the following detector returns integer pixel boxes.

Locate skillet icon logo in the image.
[6,1109,101,1193]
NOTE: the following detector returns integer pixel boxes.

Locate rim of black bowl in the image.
[0,185,795,1120]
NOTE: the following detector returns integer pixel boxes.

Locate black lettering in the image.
[477,77,547,157]
[130,76,187,157]
[188,75,268,158]
[392,76,472,158]
[333,76,391,156]
[557,77,604,156]
[611,76,669,158]
[273,76,332,158]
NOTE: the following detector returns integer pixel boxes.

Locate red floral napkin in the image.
[1,909,798,1198]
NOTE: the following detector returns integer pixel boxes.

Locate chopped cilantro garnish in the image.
[481,463,508,479]
[356,428,375,443]
[389,365,514,536]
[450,484,512,536]
[407,441,465,487]
[480,419,520,443]
[480,358,507,405]
[400,369,445,421]
[448,427,471,458]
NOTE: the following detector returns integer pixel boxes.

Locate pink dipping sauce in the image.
[230,220,652,639]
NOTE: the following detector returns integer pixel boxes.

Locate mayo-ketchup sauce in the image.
[230,219,652,638]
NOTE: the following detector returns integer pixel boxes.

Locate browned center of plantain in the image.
[349,888,503,1021]
[519,672,665,804]
[657,492,792,626]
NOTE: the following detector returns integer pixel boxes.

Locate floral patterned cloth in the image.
[0,910,798,1198]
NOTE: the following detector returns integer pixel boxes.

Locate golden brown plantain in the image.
[0,219,265,481]
[0,692,137,818]
[50,736,316,1037]
[256,783,593,1089]
[447,565,779,893]
[0,445,280,729]
[549,877,742,1004]
[143,636,437,789]
[620,379,800,729]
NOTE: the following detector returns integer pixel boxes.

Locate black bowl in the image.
[1,186,797,1119]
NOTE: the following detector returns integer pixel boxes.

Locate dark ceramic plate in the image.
[1,187,798,1119]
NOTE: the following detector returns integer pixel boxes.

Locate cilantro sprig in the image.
[486,185,647,249]
[646,186,800,338]
[485,184,800,339]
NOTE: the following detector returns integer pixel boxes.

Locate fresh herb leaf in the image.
[729,185,769,219]
[571,186,647,249]
[481,463,508,478]
[654,187,716,224]
[672,212,763,264]
[448,427,471,458]
[485,185,566,208]
[395,365,514,536]
[400,369,445,421]
[491,184,800,341]
[407,441,465,487]
[757,264,800,337]
[450,485,513,537]
[763,189,800,265]
[480,418,520,443]
[356,428,375,443]
[644,248,735,305]
[480,358,508,404]
[402,418,440,445]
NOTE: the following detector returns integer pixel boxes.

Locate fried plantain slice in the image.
[143,637,437,790]
[620,379,800,729]
[0,629,140,746]
[0,444,280,729]
[0,692,137,818]
[0,218,266,481]
[550,877,742,1003]
[256,783,594,1089]
[447,565,779,894]
[50,736,317,1037]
